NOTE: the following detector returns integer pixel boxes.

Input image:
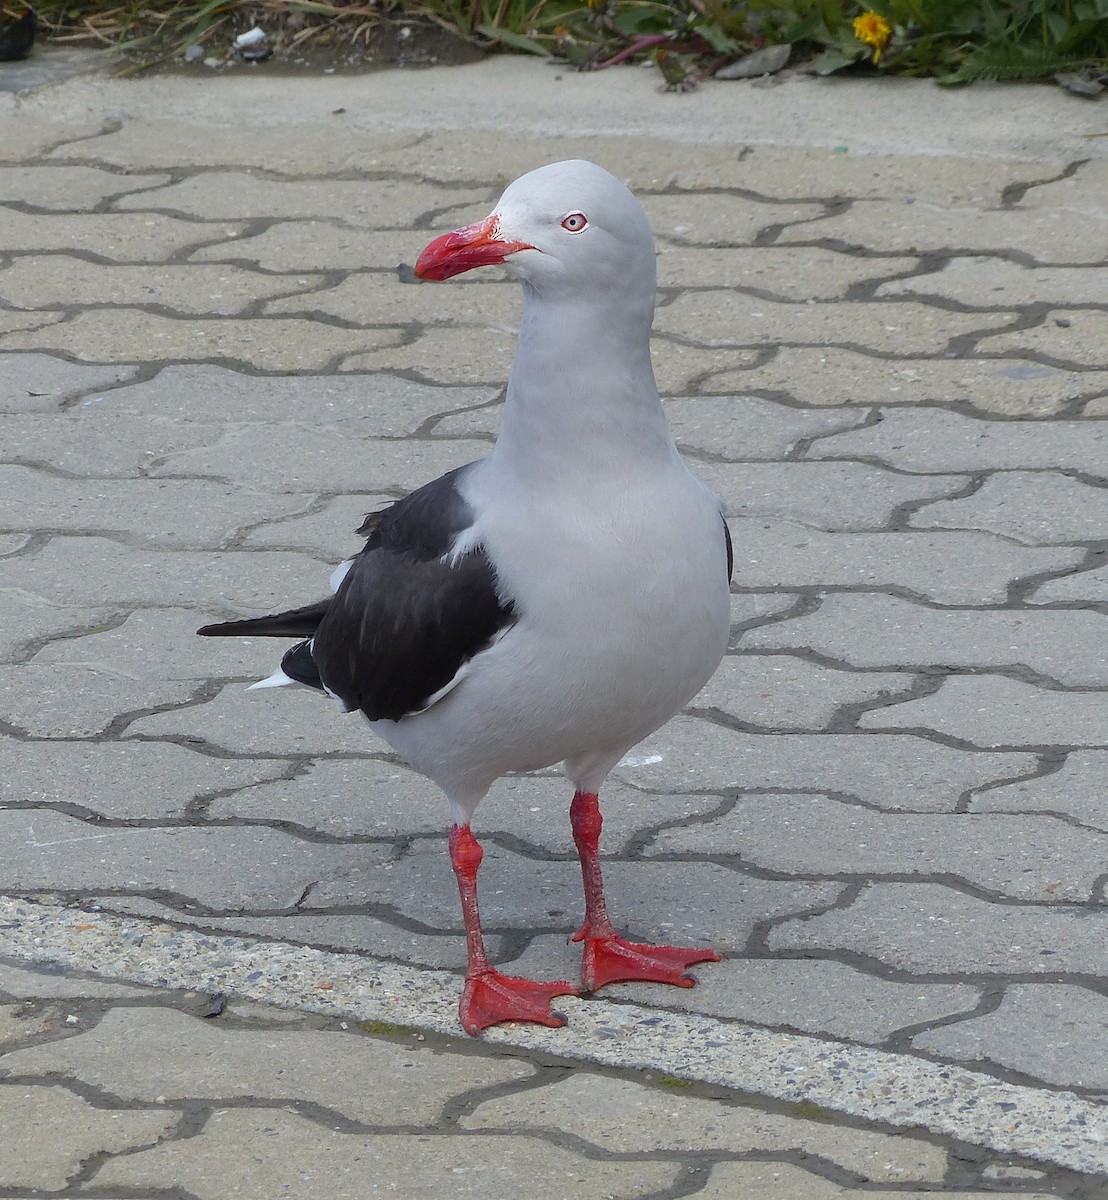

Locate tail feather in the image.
[197,599,330,639]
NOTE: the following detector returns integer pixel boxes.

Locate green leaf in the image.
[813,46,859,75]
[475,23,552,55]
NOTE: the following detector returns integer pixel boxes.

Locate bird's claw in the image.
[576,931,720,992]
[459,968,578,1036]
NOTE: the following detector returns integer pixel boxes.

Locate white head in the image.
[414,160,656,302]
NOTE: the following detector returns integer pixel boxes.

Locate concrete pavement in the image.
[1,47,1106,1197]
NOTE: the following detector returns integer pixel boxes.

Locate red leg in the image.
[569,790,720,992]
[449,824,577,1036]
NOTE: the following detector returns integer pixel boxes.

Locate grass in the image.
[10,0,1108,85]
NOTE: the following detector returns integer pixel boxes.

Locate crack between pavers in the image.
[1000,159,1089,208]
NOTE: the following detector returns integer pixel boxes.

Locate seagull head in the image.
[414,160,656,299]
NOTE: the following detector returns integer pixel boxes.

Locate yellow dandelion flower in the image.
[853,11,892,63]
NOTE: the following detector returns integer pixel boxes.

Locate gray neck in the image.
[489,284,676,486]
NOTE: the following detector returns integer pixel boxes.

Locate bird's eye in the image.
[561,212,588,233]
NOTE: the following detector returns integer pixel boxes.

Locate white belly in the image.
[371,459,731,813]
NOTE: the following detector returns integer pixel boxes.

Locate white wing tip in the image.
[247,667,297,692]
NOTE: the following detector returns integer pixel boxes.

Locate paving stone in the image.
[0,256,326,316]
[153,428,492,494]
[1016,160,1108,217]
[729,592,803,641]
[741,593,1108,687]
[0,1005,53,1050]
[93,1107,680,1200]
[340,323,519,383]
[857,675,1108,749]
[208,763,720,855]
[0,739,289,821]
[0,1005,531,1121]
[728,517,1082,603]
[1027,563,1108,605]
[264,272,523,328]
[101,362,493,431]
[0,112,106,162]
[706,346,1104,416]
[969,751,1108,832]
[0,466,316,549]
[698,461,966,530]
[461,1072,947,1181]
[190,223,421,272]
[0,961,154,1001]
[1,536,331,610]
[0,209,250,261]
[614,716,1038,811]
[980,309,1108,368]
[652,340,768,396]
[909,471,1108,545]
[685,145,1036,205]
[647,396,868,460]
[877,258,1108,307]
[656,246,921,297]
[782,200,1108,263]
[657,294,1012,356]
[0,164,171,208]
[0,310,406,371]
[30,607,284,682]
[642,193,826,243]
[0,311,65,336]
[126,681,374,757]
[114,171,487,226]
[0,353,138,413]
[45,116,417,172]
[506,944,980,1045]
[807,406,1108,474]
[0,664,199,738]
[0,409,219,476]
[695,656,914,729]
[912,983,1108,1091]
[0,592,115,664]
[0,1083,175,1192]
[769,881,1108,975]
[304,841,839,952]
[242,494,396,558]
[649,794,1105,901]
[0,808,380,910]
[695,1162,1053,1200]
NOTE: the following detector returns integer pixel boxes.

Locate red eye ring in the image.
[561,212,588,233]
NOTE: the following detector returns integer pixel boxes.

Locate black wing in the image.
[722,514,733,582]
[314,465,514,722]
[198,464,514,723]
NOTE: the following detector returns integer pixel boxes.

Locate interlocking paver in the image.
[857,675,1107,748]
[657,293,1014,355]
[1,807,383,908]
[769,882,1108,975]
[649,794,1105,901]
[877,258,1108,307]
[0,353,138,412]
[909,471,1108,545]
[4,54,1107,1187]
[697,460,966,530]
[741,593,1108,687]
[807,406,1108,473]
[912,983,1108,1091]
[0,739,289,821]
[615,716,1039,810]
[781,200,1108,262]
[460,1072,947,1180]
[0,1084,176,1192]
[968,751,1108,831]
[93,1108,681,1200]
[695,656,914,728]
[707,346,1105,415]
[1,1005,532,1121]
